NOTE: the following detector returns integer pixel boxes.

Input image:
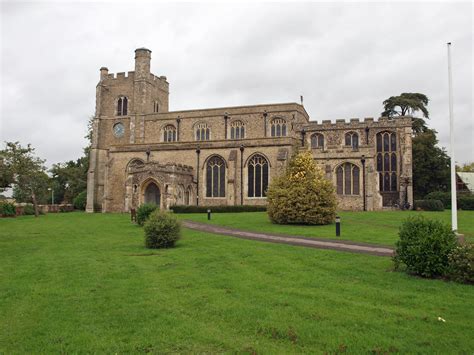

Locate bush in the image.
[0,201,16,217]
[424,191,451,208]
[394,216,457,278]
[414,199,444,211]
[425,191,473,210]
[447,244,474,284]
[458,196,474,210]
[73,191,87,210]
[144,210,181,249]
[23,204,35,215]
[171,205,267,213]
[267,151,336,225]
[136,203,158,226]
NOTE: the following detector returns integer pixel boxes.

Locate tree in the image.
[381,93,430,135]
[49,116,92,204]
[266,150,337,225]
[0,142,49,217]
[412,129,450,199]
[456,162,474,172]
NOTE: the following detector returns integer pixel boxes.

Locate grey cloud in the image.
[1,2,472,167]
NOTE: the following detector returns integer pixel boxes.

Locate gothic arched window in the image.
[248,154,269,198]
[230,120,245,139]
[376,131,397,191]
[271,118,287,137]
[153,101,159,113]
[311,133,324,149]
[117,96,128,116]
[206,156,225,197]
[195,123,210,141]
[345,131,359,149]
[336,163,360,195]
[163,125,177,142]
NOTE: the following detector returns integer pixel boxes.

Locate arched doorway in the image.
[144,182,161,206]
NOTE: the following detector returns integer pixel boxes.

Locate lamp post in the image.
[447,42,458,231]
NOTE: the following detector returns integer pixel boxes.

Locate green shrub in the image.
[425,191,473,209]
[73,191,87,210]
[171,205,267,213]
[23,204,35,215]
[414,199,444,211]
[447,244,474,284]
[136,203,158,226]
[458,196,474,210]
[424,191,451,208]
[394,216,457,278]
[144,210,181,249]
[267,151,336,225]
[0,201,16,217]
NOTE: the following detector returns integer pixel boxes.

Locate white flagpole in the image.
[447,42,458,231]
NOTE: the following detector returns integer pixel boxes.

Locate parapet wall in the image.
[300,116,412,131]
[103,72,168,83]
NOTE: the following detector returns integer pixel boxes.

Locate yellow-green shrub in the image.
[267,150,337,225]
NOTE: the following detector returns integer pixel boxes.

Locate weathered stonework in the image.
[87,48,413,213]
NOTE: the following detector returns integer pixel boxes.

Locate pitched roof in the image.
[457,172,474,193]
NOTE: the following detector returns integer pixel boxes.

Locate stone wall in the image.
[86,48,413,213]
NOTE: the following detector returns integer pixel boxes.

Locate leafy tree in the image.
[381,93,430,135]
[50,157,88,204]
[267,150,336,225]
[49,116,92,204]
[456,162,474,172]
[412,129,450,199]
[0,156,14,192]
[0,142,49,217]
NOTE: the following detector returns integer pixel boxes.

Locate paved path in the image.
[182,220,394,257]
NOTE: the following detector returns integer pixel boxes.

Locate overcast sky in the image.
[1,1,472,167]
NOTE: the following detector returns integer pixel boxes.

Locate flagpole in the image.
[447,42,458,231]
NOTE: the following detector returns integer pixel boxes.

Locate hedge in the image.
[413,199,444,211]
[425,191,474,210]
[170,205,267,213]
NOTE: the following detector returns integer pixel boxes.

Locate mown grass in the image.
[1,212,473,353]
[179,210,474,246]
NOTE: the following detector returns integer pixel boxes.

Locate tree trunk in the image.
[31,190,39,217]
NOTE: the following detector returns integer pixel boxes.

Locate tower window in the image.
[117,96,128,116]
[153,101,160,113]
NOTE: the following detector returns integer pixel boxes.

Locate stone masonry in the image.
[86,48,413,212]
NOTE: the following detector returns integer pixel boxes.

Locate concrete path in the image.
[182,220,394,257]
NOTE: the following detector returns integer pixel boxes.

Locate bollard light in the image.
[335,216,341,237]
[207,209,211,220]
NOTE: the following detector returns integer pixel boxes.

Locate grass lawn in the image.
[179,210,474,246]
[1,212,473,353]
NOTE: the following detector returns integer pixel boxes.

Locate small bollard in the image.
[335,215,341,237]
[207,209,211,220]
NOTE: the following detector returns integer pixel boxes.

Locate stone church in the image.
[86,48,413,213]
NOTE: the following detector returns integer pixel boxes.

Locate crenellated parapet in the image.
[299,116,412,132]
